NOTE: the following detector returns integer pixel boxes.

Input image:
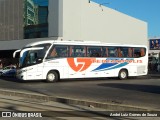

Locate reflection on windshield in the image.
[19,43,51,68]
[20,51,28,67]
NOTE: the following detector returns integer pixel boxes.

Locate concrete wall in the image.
[0,0,23,40]
[62,0,147,45]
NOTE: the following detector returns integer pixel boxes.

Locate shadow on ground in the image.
[98,83,160,94]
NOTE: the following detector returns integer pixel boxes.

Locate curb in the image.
[0,89,158,111]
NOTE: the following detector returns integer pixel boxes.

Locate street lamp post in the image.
[99,3,110,11]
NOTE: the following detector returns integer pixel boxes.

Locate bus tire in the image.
[118,69,128,80]
[46,71,59,83]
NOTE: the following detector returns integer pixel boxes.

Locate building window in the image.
[23,0,48,39]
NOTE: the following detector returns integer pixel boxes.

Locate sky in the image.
[92,0,160,38]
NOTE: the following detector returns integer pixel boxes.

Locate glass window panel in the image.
[87,46,102,57]
[70,46,86,57]
[23,0,48,39]
[134,47,146,58]
[47,45,68,59]
[108,47,117,57]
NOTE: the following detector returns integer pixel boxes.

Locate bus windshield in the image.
[19,44,51,68]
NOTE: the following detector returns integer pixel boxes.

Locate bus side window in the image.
[58,47,68,57]
[86,47,89,57]
[102,47,108,57]
[134,48,141,57]
[75,49,84,57]
[90,50,98,57]
[128,48,133,57]
[122,47,128,57]
[70,46,74,57]
[140,48,145,57]
[69,46,85,57]
[48,47,58,58]
[106,48,108,57]
[114,47,122,57]
[88,47,101,57]
[47,45,69,58]
[108,47,115,57]
[117,48,123,57]
[91,49,101,57]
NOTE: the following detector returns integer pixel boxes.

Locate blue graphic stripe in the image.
[104,62,128,71]
[93,63,118,71]
[92,58,134,72]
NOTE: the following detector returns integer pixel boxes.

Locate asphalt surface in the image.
[0,94,110,120]
[0,92,159,120]
[0,76,160,111]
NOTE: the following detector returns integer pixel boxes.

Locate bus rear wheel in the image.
[46,71,58,83]
[118,69,128,80]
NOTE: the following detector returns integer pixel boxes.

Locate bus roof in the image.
[25,40,147,48]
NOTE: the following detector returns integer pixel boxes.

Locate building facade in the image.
[0,0,147,58]
[0,0,23,40]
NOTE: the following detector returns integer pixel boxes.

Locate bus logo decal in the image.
[67,58,95,72]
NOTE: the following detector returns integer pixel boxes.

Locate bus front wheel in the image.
[118,69,128,80]
[46,71,58,83]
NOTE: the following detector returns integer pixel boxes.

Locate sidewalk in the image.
[0,92,159,120]
[0,89,158,112]
[0,94,109,119]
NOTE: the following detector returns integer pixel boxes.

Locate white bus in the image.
[13,40,148,82]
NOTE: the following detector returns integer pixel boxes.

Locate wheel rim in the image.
[121,71,126,78]
[48,73,55,81]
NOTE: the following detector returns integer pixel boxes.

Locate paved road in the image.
[0,76,160,110]
[0,94,109,120]
[0,94,158,120]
